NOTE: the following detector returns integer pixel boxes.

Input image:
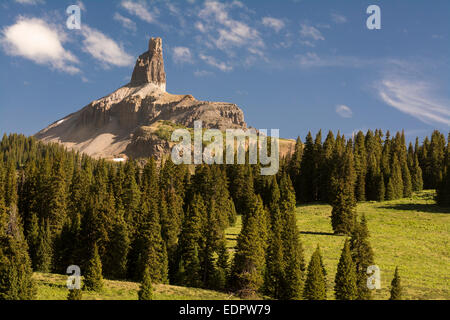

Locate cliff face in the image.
[35,37,247,160]
[130,37,166,89]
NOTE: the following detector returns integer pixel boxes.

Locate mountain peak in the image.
[130,37,166,90]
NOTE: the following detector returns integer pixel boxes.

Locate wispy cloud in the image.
[331,13,347,24]
[197,1,264,53]
[199,53,232,71]
[300,24,325,41]
[0,17,79,74]
[81,26,134,67]
[14,0,44,5]
[173,47,193,64]
[262,17,285,33]
[336,105,353,118]
[377,77,450,126]
[114,13,136,31]
[194,70,213,77]
[297,52,369,68]
[121,0,156,24]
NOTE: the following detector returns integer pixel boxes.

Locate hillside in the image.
[34,190,449,300]
[226,190,450,300]
[34,273,239,300]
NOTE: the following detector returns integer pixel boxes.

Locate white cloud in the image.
[81,26,134,67]
[194,70,213,77]
[0,17,79,74]
[114,13,137,31]
[198,1,264,52]
[14,0,44,5]
[173,47,193,64]
[331,13,347,24]
[297,52,369,68]
[336,105,353,118]
[76,0,86,11]
[300,24,325,41]
[121,0,155,23]
[199,54,232,71]
[262,17,285,32]
[377,78,450,126]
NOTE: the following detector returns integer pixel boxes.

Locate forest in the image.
[0,129,448,300]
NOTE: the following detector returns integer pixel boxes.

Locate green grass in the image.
[36,190,449,300]
[226,190,450,300]
[34,273,239,300]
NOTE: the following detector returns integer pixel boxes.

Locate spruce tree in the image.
[35,221,53,273]
[67,289,83,300]
[83,243,103,292]
[330,142,357,235]
[391,155,404,199]
[230,196,267,298]
[287,137,303,200]
[303,245,327,300]
[389,267,403,300]
[104,214,129,280]
[401,162,413,198]
[176,194,206,287]
[279,174,304,299]
[334,239,357,300]
[411,154,424,192]
[0,209,36,300]
[386,178,395,201]
[298,132,315,202]
[354,131,367,202]
[138,266,153,300]
[350,215,375,300]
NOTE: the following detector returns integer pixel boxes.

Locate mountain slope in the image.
[35,38,247,160]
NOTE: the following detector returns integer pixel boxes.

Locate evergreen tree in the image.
[47,157,68,234]
[230,196,267,298]
[411,154,424,192]
[350,215,374,300]
[298,132,315,202]
[83,243,103,292]
[67,289,83,300]
[35,221,53,273]
[354,131,367,202]
[334,239,357,300]
[436,135,449,206]
[391,155,404,199]
[104,214,129,280]
[287,137,303,200]
[386,178,395,201]
[278,174,304,299]
[330,142,356,235]
[389,267,403,300]
[303,245,327,300]
[264,205,285,299]
[0,209,36,300]
[401,162,412,198]
[320,131,336,202]
[176,194,206,287]
[138,266,153,300]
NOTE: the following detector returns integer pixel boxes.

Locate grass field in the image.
[34,273,239,300]
[35,190,449,300]
[226,190,450,300]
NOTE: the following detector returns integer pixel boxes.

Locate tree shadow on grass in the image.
[379,203,450,214]
[299,231,337,236]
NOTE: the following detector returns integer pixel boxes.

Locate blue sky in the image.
[0,0,449,142]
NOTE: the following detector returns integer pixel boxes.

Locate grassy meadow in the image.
[227,190,450,300]
[35,190,449,300]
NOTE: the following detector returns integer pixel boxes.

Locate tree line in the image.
[0,129,447,300]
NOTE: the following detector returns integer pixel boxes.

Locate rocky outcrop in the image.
[130,38,166,90]
[35,37,248,160]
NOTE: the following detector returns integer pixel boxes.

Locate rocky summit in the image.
[35,37,247,161]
